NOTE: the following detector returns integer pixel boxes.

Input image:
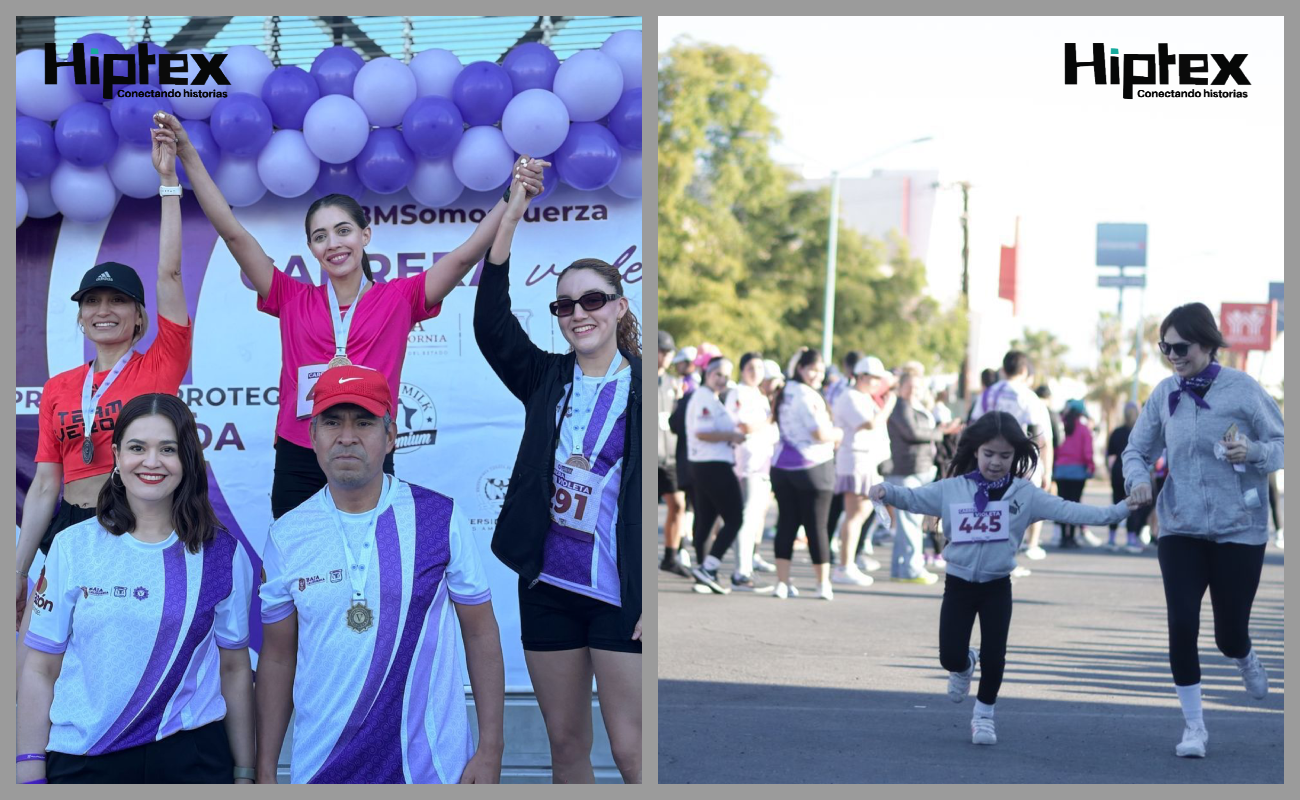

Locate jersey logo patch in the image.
[329,569,343,583]
[133,586,150,601]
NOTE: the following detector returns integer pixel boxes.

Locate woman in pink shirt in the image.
[1052,399,1095,548]
[155,112,545,516]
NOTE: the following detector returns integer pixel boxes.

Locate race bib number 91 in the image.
[948,501,1010,544]
[551,463,600,536]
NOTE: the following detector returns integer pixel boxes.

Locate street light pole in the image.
[957,181,971,401]
[822,170,841,361]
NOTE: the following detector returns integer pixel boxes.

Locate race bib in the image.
[551,461,609,536]
[948,501,1010,544]
[296,363,329,418]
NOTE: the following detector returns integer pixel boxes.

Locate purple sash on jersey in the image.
[311,486,452,784]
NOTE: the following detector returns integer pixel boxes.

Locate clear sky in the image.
[659,16,1284,386]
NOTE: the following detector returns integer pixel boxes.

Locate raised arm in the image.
[151,124,188,325]
[427,158,548,307]
[455,599,505,783]
[154,112,274,299]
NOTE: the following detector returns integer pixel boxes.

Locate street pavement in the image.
[657,485,1285,784]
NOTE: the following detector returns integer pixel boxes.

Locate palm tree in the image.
[1010,328,1071,385]
[1082,312,1131,434]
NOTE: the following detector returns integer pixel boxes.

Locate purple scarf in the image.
[1168,362,1220,416]
[964,470,1012,512]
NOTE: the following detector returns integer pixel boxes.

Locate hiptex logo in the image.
[1065,43,1250,99]
[44,43,230,100]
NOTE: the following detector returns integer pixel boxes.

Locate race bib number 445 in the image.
[948,501,1010,544]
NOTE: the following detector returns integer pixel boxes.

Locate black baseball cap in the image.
[658,330,676,352]
[71,262,146,306]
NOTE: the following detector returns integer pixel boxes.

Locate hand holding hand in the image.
[515,156,549,197]
[152,111,192,154]
[1129,483,1153,507]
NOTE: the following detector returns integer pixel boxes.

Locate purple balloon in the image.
[110,89,174,146]
[355,128,415,195]
[53,102,118,167]
[401,96,464,159]
[502,43,560,94]
[312,159,364,199]
[311,46,364,97]
[451,61,513,126]
[209,92,274,157]
[262,65,321,130]
[175,119,221,190]
[16,116,59,180]
[607,89,641,151]
[553,122,621,191]
[70,34,127,103]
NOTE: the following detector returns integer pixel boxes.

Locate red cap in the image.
[311,365,391,418]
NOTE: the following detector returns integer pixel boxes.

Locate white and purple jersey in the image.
[26,519,252,757]
[772,381,836,470]
[259,478,491,784]
[543,366,631,606]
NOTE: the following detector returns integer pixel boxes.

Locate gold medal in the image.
[346,599,373,633]
[82,438,94,465]
[328,355,352,369]
[565,454,591,470]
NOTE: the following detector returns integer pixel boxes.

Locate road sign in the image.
[1097,274,1146,288]
[1097,223,1148,267]
[1221,302,1277,351]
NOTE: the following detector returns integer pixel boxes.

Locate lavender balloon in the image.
[222,45,275,97]
[353,57,417,127]
[552,50,623,122]
[21,176,60,218]
[213,154,267,207]
[553,122,621,191]
[170,49,221,119]
[408,48,462,98]
[262,65,320,130]
[70,34,127,104]
[310,46,364,97]
[355,128,415,195]
[312,160,364,199]
[502,43,560,94]
[501,89,570,159]
[209,92,273,158]
[607,147,641,199]
[607,89,642,151]
[451,61,513,126]
[16,50,83,121]
[175,119,221,190]
[451,126,515,192]
[407,157,464,208]
[17,180,28,227]
[600,30,643,91]
[110,90,174,146]
[401,96,464,159]
[50,161,118,221]
[302,94,371,164]
[258,130,320,198]
[54,102,118,167]
[16,116,60,180]
[107,142,160,199]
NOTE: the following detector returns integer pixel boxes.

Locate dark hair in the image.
[842,350,864,373]
[739,351,763,374]
[1035,384,1051,399]
[97,394,223,554]
[557,258,641,359]
[1002,350,1030,378]
[980,368,999,389]
[1063,407,1082,437]
[1160,302,1228,359]
[773,347,828,430]
[947,411,1040,480]
[305,194,374,282]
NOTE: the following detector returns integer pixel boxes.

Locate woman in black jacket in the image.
[473,164,642,784]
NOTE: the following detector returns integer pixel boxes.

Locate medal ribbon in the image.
[323,475,391,605]
[81,351,133,447]
[566,355,625,462]
[326,278,369,362]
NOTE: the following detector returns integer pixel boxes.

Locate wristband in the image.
[17,754,47,763]
[23,779,47,783]
[233,766,256,781]
[159,184,182,198]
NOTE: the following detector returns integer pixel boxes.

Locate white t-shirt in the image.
[686,386,738,464]
[727,383,775,477]
[27,519,252,757]
[772,381,836,469]
[970,379,1051,480]
[259,477,491,784]
[832,387,884,476]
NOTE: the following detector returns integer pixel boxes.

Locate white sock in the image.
[702,555,721,572]
[1234,648,1257,669]
[1176,683,1204,726]
[973,700,995,718]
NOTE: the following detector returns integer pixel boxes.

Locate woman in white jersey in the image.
[17,394,254,784]
[727,352,779,586]
[830,356,896,587]
[685,357,748,594]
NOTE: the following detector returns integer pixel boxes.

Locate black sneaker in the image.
[730,573,775,594]
[660,556,691,578]
[690,565,730,594]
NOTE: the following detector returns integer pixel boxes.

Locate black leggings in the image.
[1157,535,1266,686]
[771,461,835,565]
[1110,479,1153,534]
[939,575,1012,705]
[689,460,744,565]
[1055,478,1086,541]
[271,436,395,519]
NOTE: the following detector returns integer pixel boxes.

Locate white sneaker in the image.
[1080,528,1103,547]
[1237,651,1269,699]
[774,581,800,599]
[856,554,883,573]
[831,564,874,586]
[1175,723,1208,758]
[1139,526,1152,546]
[677,548,693,569]
[948,647,978,702]
[1023,545,1047,561]
[752,553,777,573]
[1275,528,1284,550]
[1010,565,1032,578]
[971,715,997,745]
[816,581,834,601]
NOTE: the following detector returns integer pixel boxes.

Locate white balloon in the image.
[257,130,321,198]
[607,147,642,199]
[302,95,371,164]
[107,142,161,199]
[16,50,83,121]
[50,161,119,222]
[170,49,222,119]
[20,175,59,218]
[213,155,268,207]
[407,157,464,208]
[17,180,28,226]
[409,48,463,98]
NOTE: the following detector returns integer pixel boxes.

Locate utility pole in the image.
[957,181,971,401]
[822,170,841,363]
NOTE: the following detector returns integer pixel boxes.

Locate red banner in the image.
[1220,301,1277,351]
[998,244,1017,314]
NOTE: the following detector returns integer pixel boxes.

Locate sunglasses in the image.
[1158,341,1193,358]
[549,291,620,318]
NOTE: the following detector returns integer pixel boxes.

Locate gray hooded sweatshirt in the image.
[1121,365,1284,545]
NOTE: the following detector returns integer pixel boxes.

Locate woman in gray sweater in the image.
[1123,303,1284,759]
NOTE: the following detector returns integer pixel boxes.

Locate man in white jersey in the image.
[255,365,505,783]
[968,351,1055,562]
